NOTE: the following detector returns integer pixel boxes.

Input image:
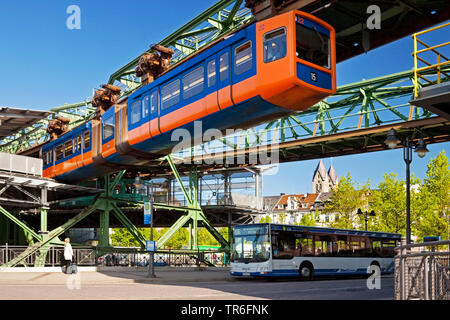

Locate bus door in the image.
[217,48,233,110]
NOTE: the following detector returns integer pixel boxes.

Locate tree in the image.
[413,151,450,241]
[324,172,369,229]
[277,211,286,224]
[369,173,420,233]
[259,215,273,223]
[298,210,318,227]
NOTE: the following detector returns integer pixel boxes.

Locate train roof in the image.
[235,223,403,239]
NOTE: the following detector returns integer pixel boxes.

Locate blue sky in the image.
[0,1,448,194]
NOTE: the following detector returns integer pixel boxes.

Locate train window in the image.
[142,95,149,119]
[150,91,158,114]
[219,53,229,81]
[55,144,63,161]
[64,140,73,158]
[130,100,141,124]
[45,151,52,165]
[183,67,204,100]
[161,79,180,110]
[263,28,287,63]
[103,116,114,140]
[84,131,90,149]
[207,60,216,87]
[296,23,330,69]
[234,41,252,75]
[77,135,82,151]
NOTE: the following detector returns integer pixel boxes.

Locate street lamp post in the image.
[384,129,429,244]
[135,176,156,278]
[357,209,375,231]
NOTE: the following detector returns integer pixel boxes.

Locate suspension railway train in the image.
[41,10,336,183]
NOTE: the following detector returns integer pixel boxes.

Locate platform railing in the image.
[1,245,228,268]
[412,22,450,98]
[394,240,450,300]
[0,245,96,267]
[96,249,229,268]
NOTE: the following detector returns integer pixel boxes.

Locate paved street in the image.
[0,269,394,300]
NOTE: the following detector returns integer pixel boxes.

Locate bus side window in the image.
[84,131,90,149]
[77,135,82,151]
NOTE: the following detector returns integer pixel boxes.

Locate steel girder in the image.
[108,0,252,94]
[155,155,230,251]
[180,66,450,160]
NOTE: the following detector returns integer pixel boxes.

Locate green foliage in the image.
[259,215,273,223]
[298,210,317,227]
[413,151,449,241]
[111,226,229,249]
[324,172,369,229]
[277,211,286,224]
[369,173,420,233]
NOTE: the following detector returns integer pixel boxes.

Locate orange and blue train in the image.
[42,10,336,183]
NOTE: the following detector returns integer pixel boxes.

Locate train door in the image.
[75,133,83,168]
[81,129,91,167]
[205,56,219,114]
[91,119,102,164]
[101,112,115,158]
[148,89,160,137]
[217,48,234,110]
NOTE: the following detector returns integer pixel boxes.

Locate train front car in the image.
[256,10,336,110]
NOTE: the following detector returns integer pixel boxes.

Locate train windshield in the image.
[231,225,271,263]
[296,23,330,69]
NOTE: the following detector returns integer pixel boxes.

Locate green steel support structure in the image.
[0,170,152,268]
[154,155,230,252]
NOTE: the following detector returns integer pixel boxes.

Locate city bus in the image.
[230,223,402,279]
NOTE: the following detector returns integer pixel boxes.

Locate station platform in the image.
[0,266,231,285]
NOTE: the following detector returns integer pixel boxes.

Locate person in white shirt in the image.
[64,237,74,273]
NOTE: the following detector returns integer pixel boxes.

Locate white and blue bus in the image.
[230,223,402,279]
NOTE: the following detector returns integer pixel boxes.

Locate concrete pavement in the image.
[0,267,395,300]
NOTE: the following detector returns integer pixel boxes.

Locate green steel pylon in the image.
[156,155,230,252]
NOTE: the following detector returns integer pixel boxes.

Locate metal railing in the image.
[0,245,228,268]
[96,249,229,268]
[412,22,450,98]
[0,245,96,267]
[394,240,450,300]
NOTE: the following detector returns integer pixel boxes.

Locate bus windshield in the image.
[296,23,330,69]
[232,225,271,263]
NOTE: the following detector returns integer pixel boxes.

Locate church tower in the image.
[312,160,338,193]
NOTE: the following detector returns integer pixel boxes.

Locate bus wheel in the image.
[299,262,314,281]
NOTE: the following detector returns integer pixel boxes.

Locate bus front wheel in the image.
[299,262,314,281]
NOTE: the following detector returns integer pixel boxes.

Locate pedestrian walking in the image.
[64,237,74,273]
